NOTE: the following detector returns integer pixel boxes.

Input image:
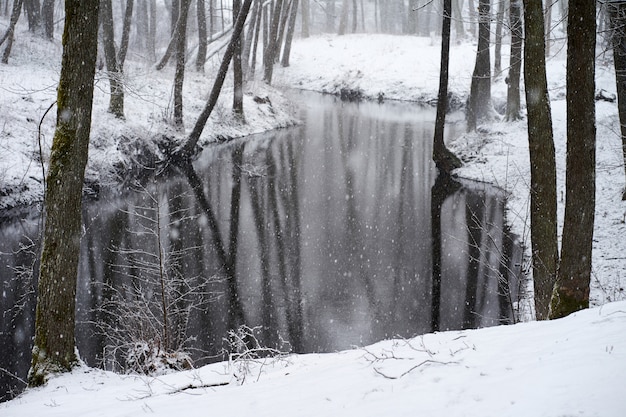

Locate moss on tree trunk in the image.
[28,0,100,387]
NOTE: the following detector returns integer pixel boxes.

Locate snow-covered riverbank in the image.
[2,31,625,416]
[277,33,626,310]
[0,30,297,213]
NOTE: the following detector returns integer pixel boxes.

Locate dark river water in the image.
[0,92,523,402]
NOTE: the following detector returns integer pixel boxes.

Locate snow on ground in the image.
[2,30,626,416]
[3,301,625,417]
[0,26,297,212]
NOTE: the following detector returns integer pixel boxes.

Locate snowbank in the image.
[3,300,625,417]
[0,28,298,212]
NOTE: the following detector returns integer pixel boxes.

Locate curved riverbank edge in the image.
[278,34,625,316]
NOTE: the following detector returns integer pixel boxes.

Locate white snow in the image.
[2,24,626,417]
[2,301,625,416]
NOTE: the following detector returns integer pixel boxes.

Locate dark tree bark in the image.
[100,0,125,118]
[609,2,626,200]
[523,0,558,320]
[174,0,192,129]
[249,0,262,77]
[232,0,244,119]
[41,0,54,39]
[0,0,23,64]
[28,0,100,387]
[196,0,208,71]
[494,0,505,76]
[24,0,41,33]
[170,0,180,35]
[544,0,552,57]
[275,0,291,62]
[550,0,596,319]
[264,0,284,83]
[177,0,253,159]
[117,0,134,70]
[466,0,491,131]
[242,0,259,74]
[433,0,461,173]
[505,0,522,121]
[281,0,299,66]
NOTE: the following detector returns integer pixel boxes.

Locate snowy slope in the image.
[3,301,625,417]
[0,26,298,212]
[2,27,625,417]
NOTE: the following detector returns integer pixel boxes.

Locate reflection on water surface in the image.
[0,93,522,402]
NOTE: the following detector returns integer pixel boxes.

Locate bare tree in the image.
[0,0,24,64]
[494,0,505,76]
[466,0,491,131]
[281,0,299,66]
[196,0,208,71]
[174,0,193,129]
[100,0,125,118]
[118,0,134,70]
[523,0,558,320]
[264,0,284,83]
[28,0,100,387]
[608,1,626,200]
[233,0,244,119]
[550,0,596,319]
[177,0,253,159]
[505,0,522,121]
[433,0,462,173]
[41,0,54,39]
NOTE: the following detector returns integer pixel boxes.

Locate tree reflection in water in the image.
[0,94,522,401]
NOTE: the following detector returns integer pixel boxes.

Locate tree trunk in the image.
[174,0,192,129]
[41,0,54,39]
[100,0,125,118]
[609,2,626,200]
[466,0,491,131]
[433,0,461,173]
[232,0,244,119]
[544,0,552,57]
[281,0,299,66]
[242,0,259,74]
[117,0,134,70]
[178,0,253,158]
[505,0,522,121]
[523,0,558,320]
[249,0,262,77]
[28,0,100,387]
[24,0,41,33]
[148,0,157,61]
[263,0,284,84]
[494,0,505,76]
[196,0,207,71]
[0,0,24,62]
[301,0,310,37]
[550,0,596,319]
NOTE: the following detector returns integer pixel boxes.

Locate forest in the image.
[1,0,625,415]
